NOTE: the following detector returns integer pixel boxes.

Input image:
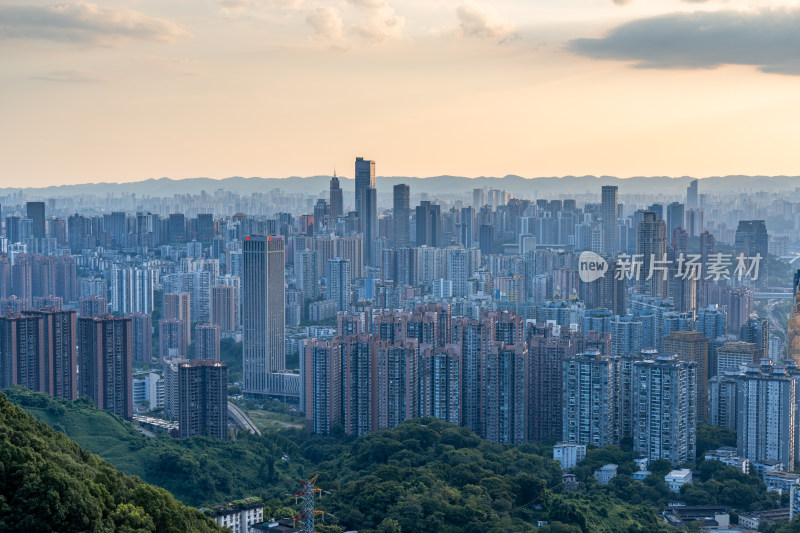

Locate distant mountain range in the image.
[3,174,800,198]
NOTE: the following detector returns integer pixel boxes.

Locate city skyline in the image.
[5,1,800,186]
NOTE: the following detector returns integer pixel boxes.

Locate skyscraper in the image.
[362,187,378,264]
[392,184,410,248]
[130,312,152,364]
[0,309,77,400]
[243,235,285,394]
[329,175,343,220]
[327,257,351,312]
[687,179,699,209]
[666,202,685,240]
[163,292,191,347]
[195,323,221,361]
[734,220,769,288]
[529,334,577,442]
[631,353,696,465]
[178,359,228,440]
[26,201,45,239]
[304,339,343,435]
[562,351,620,447]
[737,361,795,470]
[637,211,667,298]
[78,315,133,420]
[601,185,618,256]
[482,343,527,444]
[210,285,236,333]
[663,331,709,422]
[354,157,375,215]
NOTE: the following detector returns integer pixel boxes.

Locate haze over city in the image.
[5,0,800,186]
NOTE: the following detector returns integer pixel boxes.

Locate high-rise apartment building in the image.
[159,318,187,360]
[482,343,527,444]
[242,235,285,394]
[79,296,108,317]
[178,359,228,440]
[210,284,236,333]
[562,351,620,447]
[637,211,667,298]
[129,312,152,364]
[666,202,685,240]
[418,343,460,425]
[0,309,77,400]
[195,323,221,361]
[416,201,442,248]
[663,331,709,422]
[528,334,577,442]
[163,292,191,346]
[327,257,351,312]
[736,361,795,470]
[78,315,133,419]
[304,339,342,435]
[631,353,696,465]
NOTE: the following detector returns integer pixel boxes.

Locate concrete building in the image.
[554,442,587,470]
[178,359,228,440]
[78,315,133,419]
[594,464,617,485]
[562,351,620,447]
[195,323,221,361]
[665,469,693,493]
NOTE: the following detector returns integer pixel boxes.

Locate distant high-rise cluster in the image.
[1,161,795,455]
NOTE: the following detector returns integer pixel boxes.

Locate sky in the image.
[3,0,800,187]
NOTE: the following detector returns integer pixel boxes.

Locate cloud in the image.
[455,1,516,41]
[0,2,190,45]
[346,0,405,43]
[306,6,344,41]
[219,0,303,11]
[32,70,103,83]
[569,7,800,75]
[613,0,634,5]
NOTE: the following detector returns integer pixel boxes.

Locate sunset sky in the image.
[3,0,800,187]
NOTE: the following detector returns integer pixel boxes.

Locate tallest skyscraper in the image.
[243,235,285,394]
[354,157,375,215]
[601,185,618,257]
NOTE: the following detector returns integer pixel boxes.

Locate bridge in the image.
[227,401,261,436]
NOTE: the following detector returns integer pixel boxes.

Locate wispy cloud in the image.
[306,6,344,41]
[32,70,104,83]
[455,1,516,42]
[0,2,190,45]
[569,7,800,76]
[346,0,405,43]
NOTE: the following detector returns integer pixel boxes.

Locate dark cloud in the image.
[569,8,800,75]
[0,2,190,45]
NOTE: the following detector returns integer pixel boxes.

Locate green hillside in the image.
[0,391,222,533]
[5,387,301,508]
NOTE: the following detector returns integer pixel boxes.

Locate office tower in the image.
[167,213,186,243]
[666,202,685,239]
[210,285,236,333]
[363,187,378,264]
[26,201,45,239]
[741,317,769,361]
[313,199,328,233]
[329,175,343,219]
[637,211,667,298]
[687,179,698,209]
[304,339,342,435]
[707,374,738,430]
[562,351,620,447]
[482,343,527,444]
[716,341,758,375]
[735,220,769,287]
[327,257,351,312]
[601,185,618,256]
[737,361,795,470]
[178,359,228,440]
[195,323,221,361]
[354,157,376,216]
[416,201,442,248]
[197,213,214,243]
[647,203,664,220]
[392,184,410,248]
[159,318,187,360]
[163,292,191,346]
[529,334,577,442]
[479,224,494,257]
[79,296,107,317]
[0,309,77,400]
[697,305,727,340]
[664,331,709,422]
[632,353,696,465]
[78,315,133,420]
[243,235,285,394]
[375,339,419,428]
[685,208,703,237]
[130,312,152,364]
